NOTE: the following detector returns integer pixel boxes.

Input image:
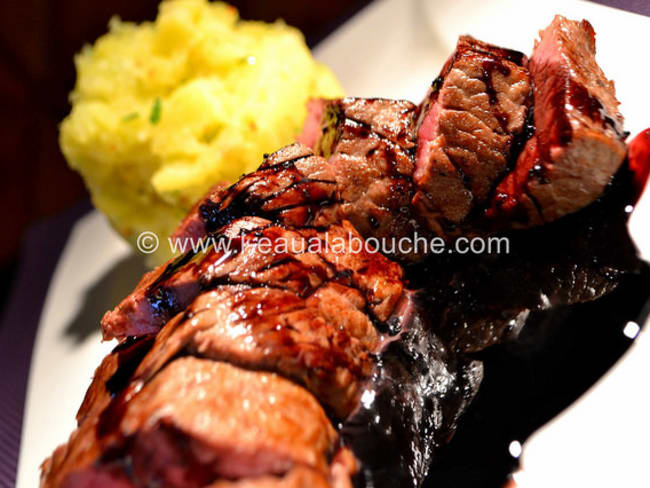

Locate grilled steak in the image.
[176,98,423,261]
[44,15,641,488]
[45,287,481,488]
[413,35,532,236]
[305,97,422,259]
[173,144,336,240]
[45,233,481,487]
[488,16,627,226]
[110,278,385,420]
[103,218,403,340]
[41,358,356,488]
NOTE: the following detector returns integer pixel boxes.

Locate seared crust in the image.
[413,35,532,236]
[488,16,626,226]
[177,98,423,262]
[42,359,351,488]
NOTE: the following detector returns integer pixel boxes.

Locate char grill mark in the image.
[172,143,339,241]
[412,35,532,237]
[176,97,423,262]
[311,98,425,261]
[101,217,266,340]
[199,144,339,233]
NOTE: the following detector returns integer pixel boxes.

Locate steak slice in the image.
[309,97,424,260]
[41,358,354,488]
[413,35,532,236]
[48,285,480,488]
[101,217,265,339]
[76,335,155,425]
[102,218,403,340]
[172,143,337,242]
[120,283,381,419]
[488,16,627,226]
[176,97,422,261]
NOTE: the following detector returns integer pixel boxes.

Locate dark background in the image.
[0,0,370,318]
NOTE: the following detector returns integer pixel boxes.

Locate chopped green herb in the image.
[122,112,139,122]
[149,97,162,124]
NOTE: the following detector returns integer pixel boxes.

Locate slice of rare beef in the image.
[41,358,355,488]
[488,16,627,226]
[102,218,404,340]
[309,97,424,260]
[118,283,381,419]
[177,98,423,261]
[412,35,532,237]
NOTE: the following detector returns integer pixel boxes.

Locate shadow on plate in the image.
[63,253,147,343]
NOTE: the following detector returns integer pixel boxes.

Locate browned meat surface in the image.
[413,35,532,236]
[41,358,355,488]
[119,284,378,419]
[102,218,403,340]
[488,16,627,226]
[174,144,338,240]
[174,181,230,242]
[44,16,640,488]
[312,98,423,260]
[75,335,155,425]
[47,283,481,488]
[101,217,263,339]
[176,98,422,261]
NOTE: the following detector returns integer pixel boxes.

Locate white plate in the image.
[16,1,650,487]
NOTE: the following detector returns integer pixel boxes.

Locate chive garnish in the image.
[149,97,162,124]
[122,112,139,122]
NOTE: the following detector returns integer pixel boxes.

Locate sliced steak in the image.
[488,16,627,226]
[176,97,422,261]
[101,217,265,339]
[172,143,336,242]
[102,218,403,340]
[47,287,480,488]
[41,358,354,488]
[413,35,532,236]
[76,335,155,425]
[310,97,424,260]
[175,181,230,243]
[119,283,380,419]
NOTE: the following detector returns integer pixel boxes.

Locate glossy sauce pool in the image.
[415,167,650,487]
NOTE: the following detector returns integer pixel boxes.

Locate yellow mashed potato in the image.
[60,0,343,262]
